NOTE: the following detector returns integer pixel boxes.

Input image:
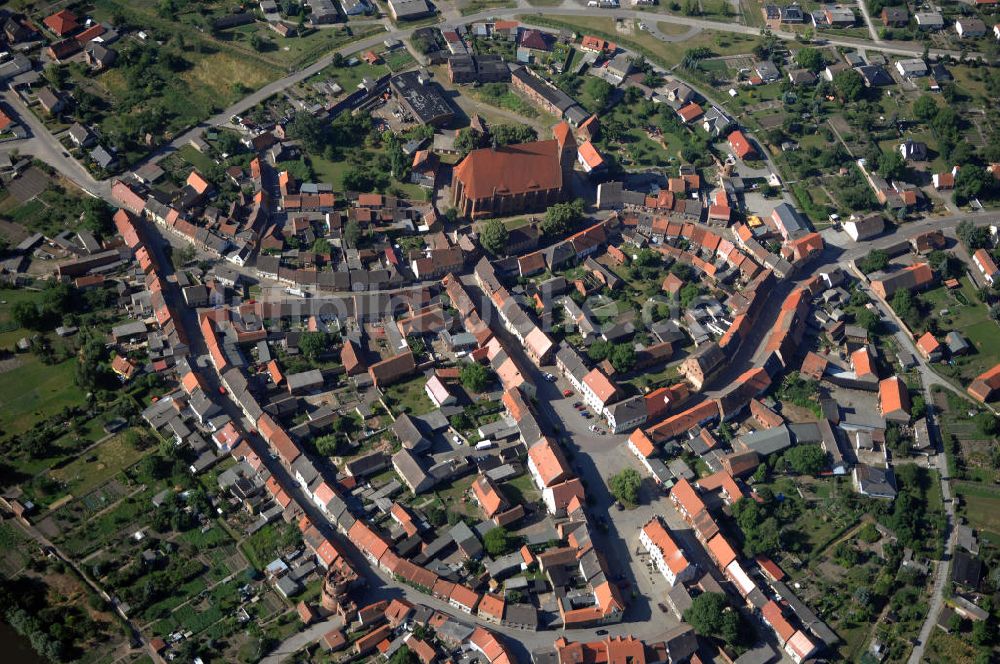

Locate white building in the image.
[424,374,456,407]
[640,517,696,586]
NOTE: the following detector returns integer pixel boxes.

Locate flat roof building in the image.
[390,71,454,126]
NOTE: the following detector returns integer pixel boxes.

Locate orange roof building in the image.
[706,533,738,570]
[449,584,480,613]
[451,124,574,219]
[477,593,505,623]
[647,399,719,443]
[870,263,934,299]
[677,102,704,123]
[580,35,616,52]
[44,9,79,36]
[368,350,416,387]
[850,346,876,381]
[582,368,618,409]
[800,351,828,380]
[471,474,507,518]
[762,600,796,645]
[626,429,656,459]
[527,437,572,489]
[186,170,211,194]
[915,332,941,360]
[878,376,911,423]
[968,363,1000,403]
[728,129,755,160]
[640,516,695,585]
[577,141,605,173]
[111,355,137,381]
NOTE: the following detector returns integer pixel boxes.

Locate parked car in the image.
[562,389,573,397]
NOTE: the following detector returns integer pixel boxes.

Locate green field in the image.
[0,353,82,437]
[0,289,88,437]
[954,482,1000,537]
[48,431,150,499]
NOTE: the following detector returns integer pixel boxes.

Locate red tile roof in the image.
[452,140,563,200]
[728,130,755,159]
[43,9,78,36]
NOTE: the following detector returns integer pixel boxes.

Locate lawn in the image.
[954,482,1000,537]
[923,630,979,664]
[384,375,435,416]
[176,145,218,176]
[468,85,542,119]
[921,279,1000,385]
[504,472,541,505]
[305,151,427,201]
[460,0,516,16]
[49,431,151,500]
[308,60,391,98]
[0,352,83,437]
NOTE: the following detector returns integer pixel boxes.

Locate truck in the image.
[475,440,494,450]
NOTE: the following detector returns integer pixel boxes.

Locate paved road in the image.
[511,5,985,61]
[2,91,110,200]
[909,448,955,664]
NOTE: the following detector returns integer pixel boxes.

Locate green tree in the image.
[455,128,486,156]
[314,434,339,457]
[832,68,864,102]
[796,47,823,73]
[490,123,537,147]
[955,165,999,205]
[540,199,585,236]
[857,248,889,274]
[609,344,636,373]
[855,308,879,334]
[287,112,326,153]
[479,219,509,256]
[460,362,492,392]
[877,149,906,181]
[587,339,611,362]
[483,527,514,557]
[608,468,641,507]
[975,412,1000,437]
[957,220,991,251]
[971,620,992,646]
[344,219,361,247]
[583,77,614,112]
[11,300,40,329]
[684,592,747,647]
[913,94,938,122]
[426,504,446,527]
[783,444,827,475]
[679,282,701,308]
[891,288,921,329]
[299,332,328,361]
[732,497,782,556]
[81,198,114,239]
